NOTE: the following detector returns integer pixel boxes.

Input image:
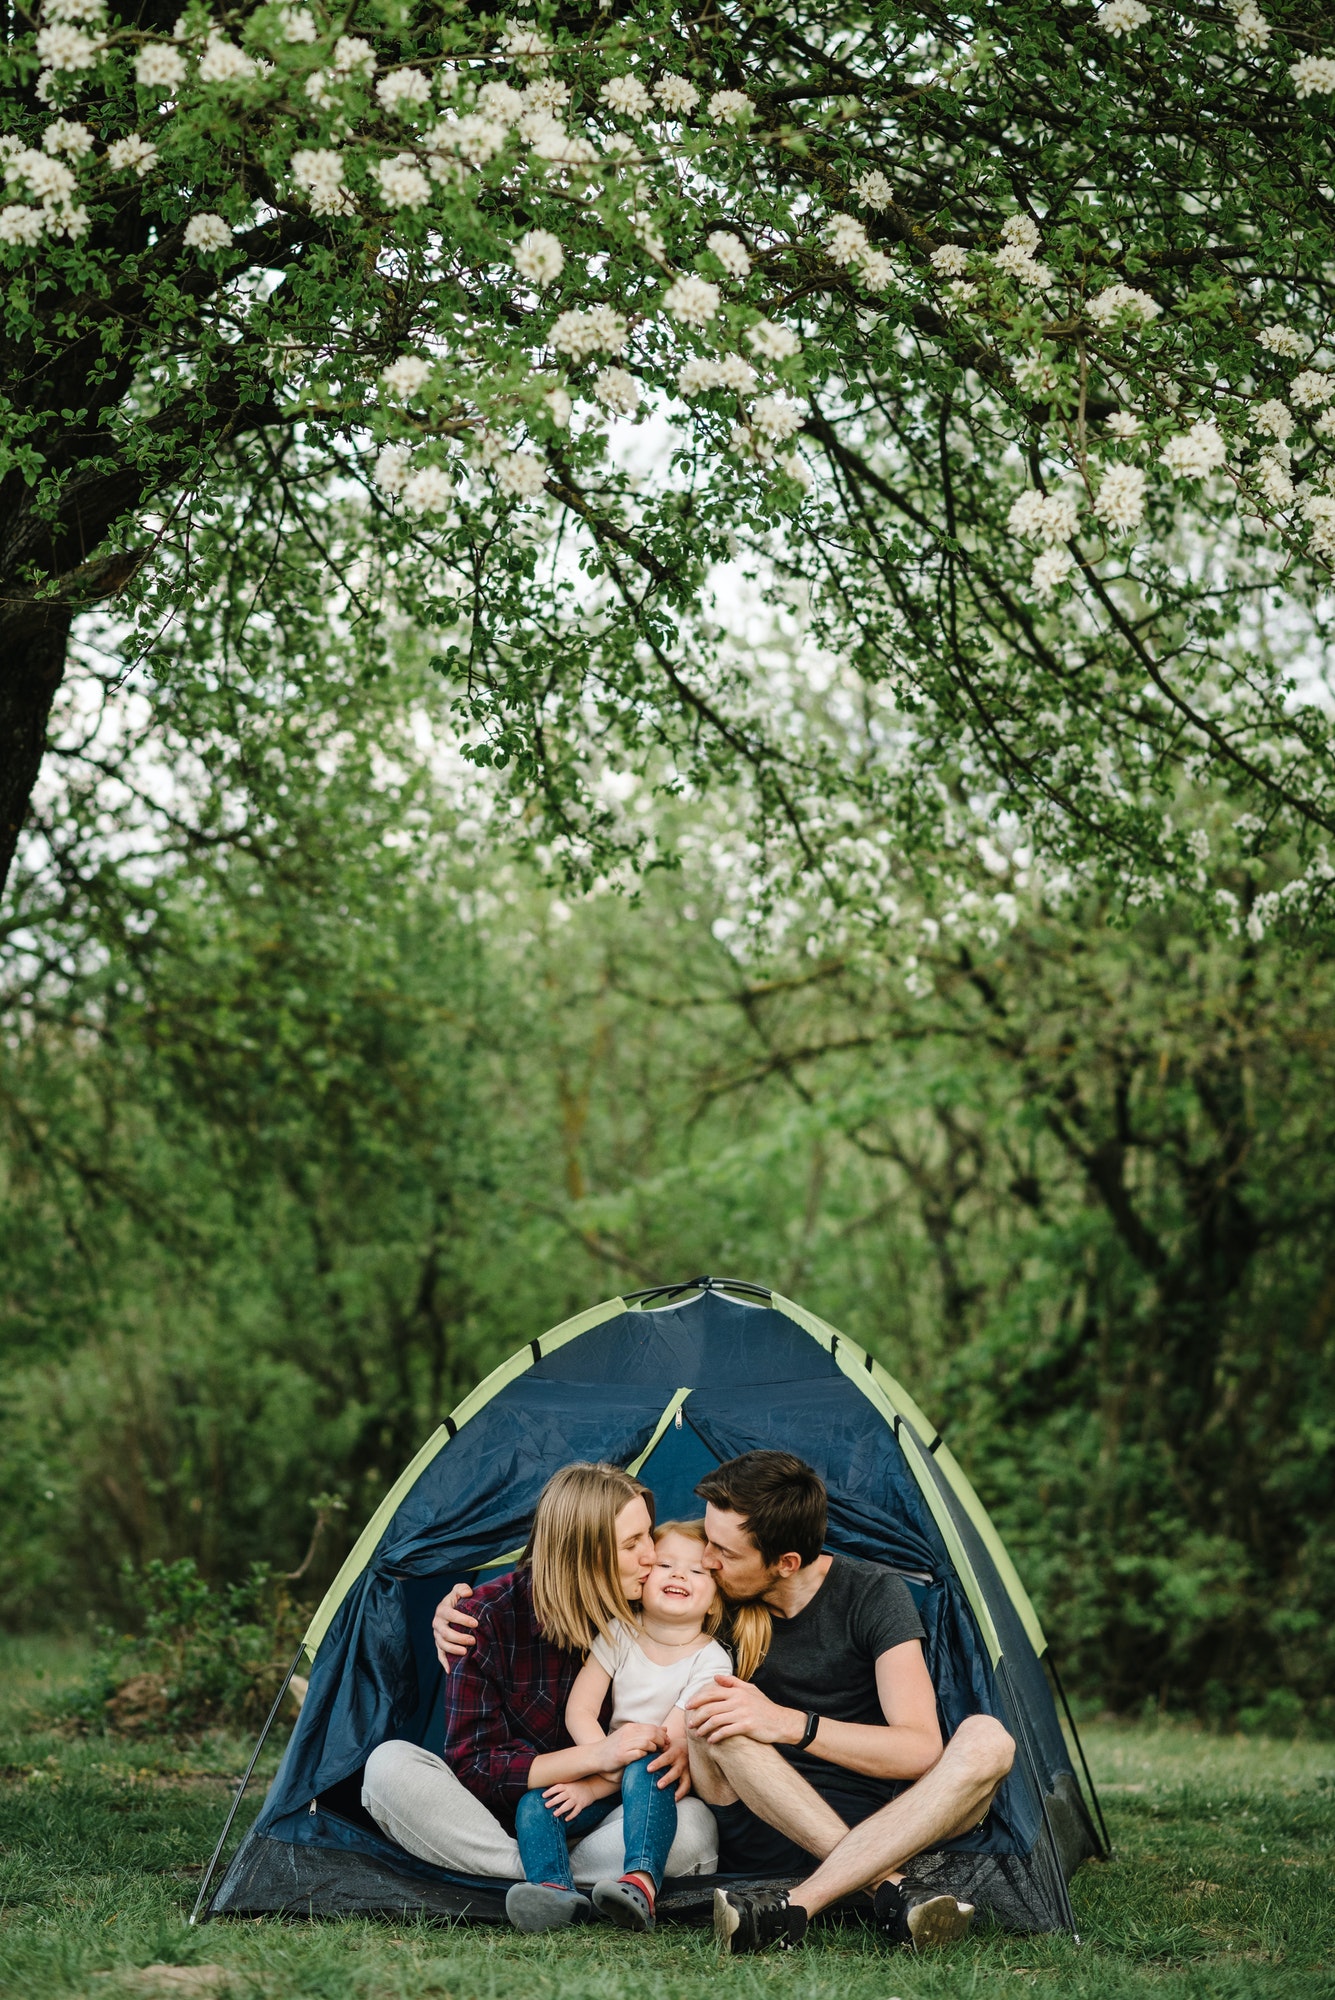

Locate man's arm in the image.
[685,1642,943,1782]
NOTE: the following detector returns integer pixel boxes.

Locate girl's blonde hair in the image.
[652,1518,771,1682]
[526,1462,653,1654]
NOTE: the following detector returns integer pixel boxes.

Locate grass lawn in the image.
[1,1635,1331,1999]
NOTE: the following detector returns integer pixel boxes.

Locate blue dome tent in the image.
[196,1279,1108,1933]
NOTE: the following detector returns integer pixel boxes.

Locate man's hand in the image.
[685,1674,802,1747]
[647,1735,691,1800]
[431,1582,480,1672]
[598,1721,666,1772]
[541,1778,601,1822]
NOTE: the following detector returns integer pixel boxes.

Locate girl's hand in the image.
[542,1779,600,1821]
[430,1582,479,1673]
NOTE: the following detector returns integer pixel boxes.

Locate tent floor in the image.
[207,1820,1083,1933]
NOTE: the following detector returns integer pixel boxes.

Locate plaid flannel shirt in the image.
[440,1566,581,1830]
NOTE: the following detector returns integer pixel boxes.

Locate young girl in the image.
[509,1520,768,1933]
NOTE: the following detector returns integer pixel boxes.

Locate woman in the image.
[361,1462,720,1929]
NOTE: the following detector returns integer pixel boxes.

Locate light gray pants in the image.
[362,1740,718,1883]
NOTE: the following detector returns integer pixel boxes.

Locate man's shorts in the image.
[710,1775,909,1877]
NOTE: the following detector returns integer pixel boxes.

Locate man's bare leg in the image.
[789,1715,1015,1918]
[688,1733,851,1862]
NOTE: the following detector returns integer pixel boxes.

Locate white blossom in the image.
[663,274,720,325]
[290,148,354,217]
[1315,409,1335,440]
[1032,546,1077,597]
[477,81,526,122]
[6,149,76,205]
[1001,214,1041,255]
[777,451,811,490]
[853,169,894,212]
[543,383,572,427]
[706,229,751,279]
[43,119,93,158]
[716,354,758,393]
[826,213,868,265]
[402,464,455,513]
[511,228,564,285]
[106,134,159,177]
[382,354,432,397]
[332,37,376,76]
[1107,411,1142,438]
[1010,489,1080,543]
[1291,369,1335,409]
[1096,0,1151,37]
[373,444,412,495]
[1257,324,1312,359]
[677,358,720,395]
[654,74,699,115]
[451,116,507,166]
[1290,56,1335,99]
[0,204,46,246]
[495,450,546,497]
[602,133,642,163]
[600,74,652,118]
[500,22,551,67]
[746,318,801,361]
[1160,420,1227,478]
[930,243,969,278]
[1232,5,1271,50]
[1093,462,1147,532]
[197,34,257,87]
[1300,491,1335,557]
[376,69,433,116]
[945,279,979,307]
[43,0,105,21]
[594,366,640,414]
[523,115,597,165]
[707,90,753,125]
[859,250,896,292]
[1252,398,1293,440]
[1012,353,1061,398]
[995,243,1052,287]
[183,211,233,252]
[550,306,627,359]
[1255,455,1295,507]
[35,25,101,71]
[523,79,571,116]
[375,154,432,210]
[279,7,318,44]
[1087,283,1161,328]
[751,396,803,441]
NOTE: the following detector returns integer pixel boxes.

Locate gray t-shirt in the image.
[752,1553,927,1809]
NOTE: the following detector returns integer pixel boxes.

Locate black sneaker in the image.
[873,1877,975,1949]
[713,1887,809,1954]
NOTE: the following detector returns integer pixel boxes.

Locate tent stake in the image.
[189,1643,305,1927]
[1047,1651,1113,1859]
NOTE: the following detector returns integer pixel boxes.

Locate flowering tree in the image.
[4,0,1335,927]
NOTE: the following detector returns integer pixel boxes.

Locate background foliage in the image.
[1,578,1331,1735]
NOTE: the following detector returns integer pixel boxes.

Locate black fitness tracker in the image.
[796,1710,821,1751]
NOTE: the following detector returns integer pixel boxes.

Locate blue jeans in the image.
[514,1756,679,1892]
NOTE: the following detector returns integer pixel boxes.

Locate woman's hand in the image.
[648,1737,692,1801]
[431,1582,480,1673]
[599,1721,666,1772]
[541,1778,602,1822]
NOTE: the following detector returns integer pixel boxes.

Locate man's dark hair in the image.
[696,1451,828,1567]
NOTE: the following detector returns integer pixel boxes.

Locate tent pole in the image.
[997,1657,1080,1940]
[189,1643,305,1927]
[1047,1651,1113,1859]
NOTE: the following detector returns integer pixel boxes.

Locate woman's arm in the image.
[564,1655,613,1746]
[526,1721,666,1789]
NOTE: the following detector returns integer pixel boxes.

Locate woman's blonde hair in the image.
[526,1462,653,1654]
[652,1518,771,1682]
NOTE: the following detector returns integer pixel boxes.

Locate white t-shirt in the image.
[590,1621,733,1730]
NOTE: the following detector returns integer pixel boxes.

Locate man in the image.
[686,1449,1015,1955]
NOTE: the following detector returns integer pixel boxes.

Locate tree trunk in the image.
[0,610,72,900]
